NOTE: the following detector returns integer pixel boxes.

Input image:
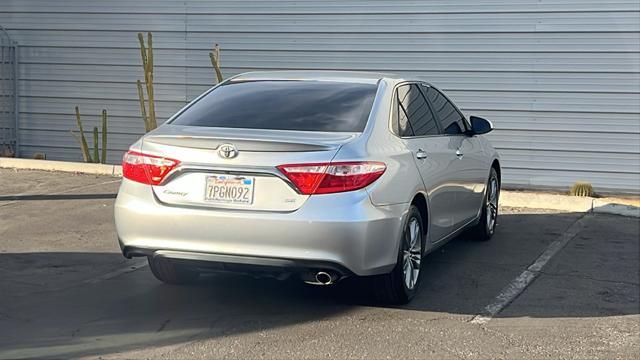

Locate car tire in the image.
[371,205,425,305]
[148,256,200,284]
[470,167,500,241]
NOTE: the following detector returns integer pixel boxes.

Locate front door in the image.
[422,84,488,229]
[447,135,489,227]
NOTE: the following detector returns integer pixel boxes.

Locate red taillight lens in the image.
[277,161,386,195]
[122,151,180,185]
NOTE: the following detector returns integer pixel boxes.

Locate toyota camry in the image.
[115,71,501,304]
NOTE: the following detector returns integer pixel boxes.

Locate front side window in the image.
[171,80,378,132]
[395,84,439,137]
[422,85,466,135]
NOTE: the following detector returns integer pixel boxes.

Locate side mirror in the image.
[469,116,493,135]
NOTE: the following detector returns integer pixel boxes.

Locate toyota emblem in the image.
[218,144,238,159]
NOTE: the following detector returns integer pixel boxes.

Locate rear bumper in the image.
[115,179,408,276]
[120,245,355,280]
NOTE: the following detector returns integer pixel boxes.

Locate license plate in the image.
[204,175,255,205]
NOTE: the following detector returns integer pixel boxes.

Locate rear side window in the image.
[422,85,466,135]
[171,80,378,132]
[395,84,439,137]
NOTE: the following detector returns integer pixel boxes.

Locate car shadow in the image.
[0,211,637,358]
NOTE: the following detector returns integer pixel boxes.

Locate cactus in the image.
[136,80,150,132]
[70,107,108,164]
[70,106,93,163]
[570,182,594,197]
[209,43,224,83]
[101,109,108,163]
[137,32,157,132]
[92,126,100,163]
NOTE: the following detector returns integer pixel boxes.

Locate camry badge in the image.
[218,143,238,159]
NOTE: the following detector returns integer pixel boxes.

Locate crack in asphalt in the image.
[156,319,172,333]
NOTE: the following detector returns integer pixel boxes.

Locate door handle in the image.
[416,149,428,160]
[455,149,464,159]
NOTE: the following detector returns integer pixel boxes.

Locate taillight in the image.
[277,161,386,195]
[122,150,180,185]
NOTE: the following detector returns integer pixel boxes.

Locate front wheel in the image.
[470,167,500,241]
[371,205,425,305]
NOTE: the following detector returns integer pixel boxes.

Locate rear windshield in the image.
[170,80,378,132]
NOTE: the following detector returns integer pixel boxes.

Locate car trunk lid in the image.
[142,125,358,212]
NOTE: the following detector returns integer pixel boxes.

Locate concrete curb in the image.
[0,158,122,176]
[500,191,593,213]
[1,158,638,218]
[501,191,639,218]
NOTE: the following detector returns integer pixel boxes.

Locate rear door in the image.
[421,84,488,228]
[394,83,456,242]
[142,79,378,212]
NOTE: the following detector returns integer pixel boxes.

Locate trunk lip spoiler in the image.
[142,131,360,152]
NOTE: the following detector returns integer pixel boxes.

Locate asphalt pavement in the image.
[0,168,638,359]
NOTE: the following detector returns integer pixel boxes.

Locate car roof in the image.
[229,70,425,85]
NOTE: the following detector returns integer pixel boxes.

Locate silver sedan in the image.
[115,71,501,304]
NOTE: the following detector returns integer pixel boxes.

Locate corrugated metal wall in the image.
[1,0,639,192]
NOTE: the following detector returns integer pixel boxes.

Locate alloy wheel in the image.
[402,217,422,290]
[486,175,499,234]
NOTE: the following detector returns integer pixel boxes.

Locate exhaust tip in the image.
[315,271,333,285]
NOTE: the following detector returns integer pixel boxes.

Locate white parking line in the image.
[471,214,589,324]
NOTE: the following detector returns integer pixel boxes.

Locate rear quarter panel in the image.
[335,79,425,207]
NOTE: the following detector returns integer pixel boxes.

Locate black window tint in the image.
[396,84,439,137]
[395,85,413,137]
[423,86,466,135]
[171,80,378,132]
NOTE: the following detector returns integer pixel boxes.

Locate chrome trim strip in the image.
[159,164,302,194]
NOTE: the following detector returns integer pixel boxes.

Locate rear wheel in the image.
[470,167,500,241]
[372,205,425,305]
[148,256,200,284]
